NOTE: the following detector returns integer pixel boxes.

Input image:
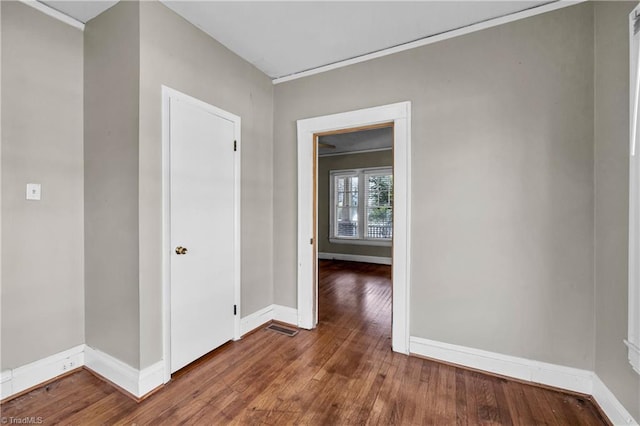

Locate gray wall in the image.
[83,0,275,370]
[594,1,640,420]
[3,1,638,418]
[275,4,595,369]
[1,1,84,369]
[84,1,141,368]
[318,150,392,258]
[138,2,274,368]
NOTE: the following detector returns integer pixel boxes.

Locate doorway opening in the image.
[296,102,411,354]
[316,125,394,329]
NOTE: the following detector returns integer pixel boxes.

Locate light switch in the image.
[26,183,41,201]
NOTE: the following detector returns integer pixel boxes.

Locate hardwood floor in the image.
[1,260,609,425]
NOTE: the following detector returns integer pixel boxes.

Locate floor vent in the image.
[266,323,299,337]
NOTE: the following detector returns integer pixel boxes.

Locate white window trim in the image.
[329,167,393,246]
[627,5,640,375]
[330,168,359,241]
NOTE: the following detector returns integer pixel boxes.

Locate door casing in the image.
[161,86,241,382]
[296,101,412,354]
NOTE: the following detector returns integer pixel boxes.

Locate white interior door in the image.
[169,95,238,373]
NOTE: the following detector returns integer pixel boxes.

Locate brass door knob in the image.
[175,246,188,255]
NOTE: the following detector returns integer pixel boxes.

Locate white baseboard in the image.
[592,375,638,425]
[240,304,299,336]
[1,345,163,402]
[138,361,165,397]
[409,336,592,393]
[84,346,163,399]
[84,346,139,397]
[318,252,392,265]
[0,370,12,400]
[1,344,84,400]
[273,305,298,325]
[3,335,634,424]
[409,336,638,425]
[240,305,274,335]
[1,309,301,401]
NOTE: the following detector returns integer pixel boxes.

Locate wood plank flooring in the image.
[1,260,609,425]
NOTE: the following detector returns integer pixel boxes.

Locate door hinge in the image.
[234,140,237,152]
[234,304,237,315]
[310,238,313,245]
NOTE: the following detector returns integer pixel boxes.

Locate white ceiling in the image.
[40,1,554,79]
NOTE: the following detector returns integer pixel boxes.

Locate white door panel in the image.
[170,97,236,373]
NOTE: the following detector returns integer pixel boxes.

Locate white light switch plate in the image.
[26,183,41,200]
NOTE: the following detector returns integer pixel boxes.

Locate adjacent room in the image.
[1,0,639,424]
[316,125,394,326]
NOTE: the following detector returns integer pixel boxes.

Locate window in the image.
[334,173,359,238]
[366,171,393,239]
[330,167,392,245]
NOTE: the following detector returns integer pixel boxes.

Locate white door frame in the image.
[627,5,640,375]
[161,86,242,382]
[297,101,412,354]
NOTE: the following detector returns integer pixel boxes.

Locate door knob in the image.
[175,246,188,255]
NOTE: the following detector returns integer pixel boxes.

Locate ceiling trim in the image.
[319,147,392,158]
[272,0,584,85]
[22,1,85,31]
[20,0,585,85]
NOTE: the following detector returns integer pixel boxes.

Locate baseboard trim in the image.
[241,304,299,336]
[592,375,638,425]
[84,346,139,398]
[1,370,13,400]
[240,305,274,336]
[318,252,392,265]
[1,344,85,400]
[1,310,309,403]
[409,336,592,393]
[273,305,298,325]
[138,361,165,398]
[409,336,638,425]
[4,335,634,424]
[84,346,164,400]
